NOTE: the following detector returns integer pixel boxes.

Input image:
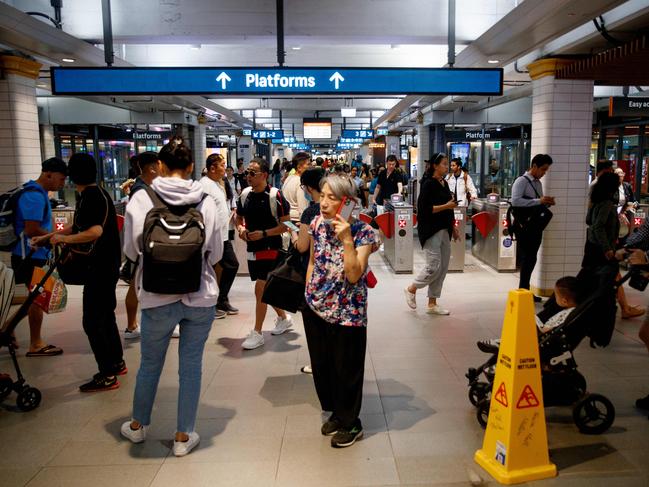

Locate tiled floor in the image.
[1,250,648,486]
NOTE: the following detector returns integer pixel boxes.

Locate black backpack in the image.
[141,186,206,294]
[0,185,47,252]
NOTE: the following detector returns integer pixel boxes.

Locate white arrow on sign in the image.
[329,71,344,89]
[216,72,231,90]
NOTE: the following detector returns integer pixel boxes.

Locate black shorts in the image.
[11,254,48,285]
[248,258,278,282]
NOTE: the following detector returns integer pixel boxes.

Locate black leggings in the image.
[301,305,367,429]
[82,272,123,376]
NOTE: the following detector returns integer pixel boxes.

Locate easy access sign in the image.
[51,67,503,96]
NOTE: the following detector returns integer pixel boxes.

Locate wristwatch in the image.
[262,230,267,238]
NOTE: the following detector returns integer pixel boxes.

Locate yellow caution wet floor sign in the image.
[475,289,556,484]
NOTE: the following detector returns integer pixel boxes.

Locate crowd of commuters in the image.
[6,143,649,460]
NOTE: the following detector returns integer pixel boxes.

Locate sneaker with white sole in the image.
[123,325,141,339]
[426,305,450,315]
[173,431,200,457]
[121,421,147,443]
[404,288,416,309]
[271,315,293,335]
[242,330,264,350]
[171,325,180,338]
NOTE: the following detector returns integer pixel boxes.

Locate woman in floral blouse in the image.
[303,173,378,448]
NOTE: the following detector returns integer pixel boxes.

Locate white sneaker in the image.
[123,325,141,339]
[171,325,180,338]
[121,421,147,443]
[173,432,200,457]
[404,288,416,310]
[271,315,293,335]
[426,305,450,315]
[242,330,264,350]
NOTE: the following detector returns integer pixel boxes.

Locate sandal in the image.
[26,344,63,357]
[622,306,646,319]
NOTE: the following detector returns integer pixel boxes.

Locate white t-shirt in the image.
[282,173,309,221]
[200,176,230,242]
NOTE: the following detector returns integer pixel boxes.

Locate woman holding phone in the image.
[404,153,458,315]
[303,173,378,448]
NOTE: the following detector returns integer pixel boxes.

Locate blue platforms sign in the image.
[342,129,374,139]
[252,130,283,139]
[51,67,503,96]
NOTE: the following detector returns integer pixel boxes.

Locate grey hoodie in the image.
[123,176,224,309]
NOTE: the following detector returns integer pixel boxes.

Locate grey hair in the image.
[320,173,358,202]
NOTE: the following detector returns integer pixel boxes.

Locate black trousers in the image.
[302,305,367,429]
[82,271,124,376]
[217,239,239,305]
[517,230,543,290]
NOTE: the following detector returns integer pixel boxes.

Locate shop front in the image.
[445,125,531,198]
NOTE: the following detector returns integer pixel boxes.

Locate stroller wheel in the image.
[477,399,491,429]
[572,393,615,435]
[0,374,13,401]
[16,386,41,412]
[469,382,490,407]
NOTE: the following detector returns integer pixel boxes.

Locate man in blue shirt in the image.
[11,157,67,356]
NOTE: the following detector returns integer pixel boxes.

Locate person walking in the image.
[511,154,556,299]
[373,155,403,208]
[236,158,293,350]
[303,173,378,448]
[404,153,459,315]
[34,153,124,391]
[201,154,239,316]
[282,152,311,223]
[11,157,67,356]
[120,137,223,457]
[445,158,477,207]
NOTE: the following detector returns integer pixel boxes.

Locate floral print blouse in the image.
[305,217,378,327]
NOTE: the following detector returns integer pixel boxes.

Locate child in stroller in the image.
[466,271,618,434]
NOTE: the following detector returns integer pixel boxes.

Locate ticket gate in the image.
[376,203,414,274]
[471,199,516,272]
[448,207,466,272]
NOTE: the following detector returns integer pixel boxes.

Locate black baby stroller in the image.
[465,267,630,435]
[0,248,66,411]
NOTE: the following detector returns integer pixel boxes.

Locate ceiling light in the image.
[291,46,301,50]
[255,108,272,118]
[242,110,254,118]
[487,59,500,64]
[341,108,356,117]
[61,58,75,63]
[37,83,47,88]
[190,44,201,50]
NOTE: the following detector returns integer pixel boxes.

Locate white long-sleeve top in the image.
[200,176,230,242]
[282,173,309,221]
[445,171,478,207]
[123,176,224,310]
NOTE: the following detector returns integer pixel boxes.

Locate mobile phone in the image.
[283,221,299,232]
[337,196,357,221]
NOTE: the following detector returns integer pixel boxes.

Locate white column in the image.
[0,55,42,192]
[417,122,430,174]
[40,125,56,161]
[193,123,207,178]
[527,59,593,296]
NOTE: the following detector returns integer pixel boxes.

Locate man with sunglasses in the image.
[236,158,293,350]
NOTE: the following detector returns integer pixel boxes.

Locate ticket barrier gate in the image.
[448,206,466,272]
[376,203,415,274]
[471,199,516,271]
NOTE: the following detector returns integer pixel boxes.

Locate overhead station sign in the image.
[51,67,503,96]
[342,129,374,139]
[251,129,283,139]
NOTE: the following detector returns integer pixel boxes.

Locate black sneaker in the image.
[79,374,119,393]
[636,393,649,410]
[113,361,128,376]
[331,425,363,448]
[215,309,227,320]
[321,416,340,436]
[533,296,542,303]
[217,302,239,315]
[477,339,500,354]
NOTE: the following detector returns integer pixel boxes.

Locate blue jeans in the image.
[132,302,215,433]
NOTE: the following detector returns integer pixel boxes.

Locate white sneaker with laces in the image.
[242,330,264,350]
[271,315,293,335]
[173,432,200,457]
[124,325,141,339]
[171,325,180,338]
[121,421,147,443]
[426,305,450,316]
[404,288,416,310]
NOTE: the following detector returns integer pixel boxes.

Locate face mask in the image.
[304,190,312,202]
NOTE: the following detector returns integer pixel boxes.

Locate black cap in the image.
[42,157,67,175]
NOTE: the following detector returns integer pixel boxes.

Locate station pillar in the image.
[416,119,430,176]
[0,55,43,192]
[193,123,206,178]
[527,58,593,296]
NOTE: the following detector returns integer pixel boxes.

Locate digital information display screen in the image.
[303,118,332,139]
